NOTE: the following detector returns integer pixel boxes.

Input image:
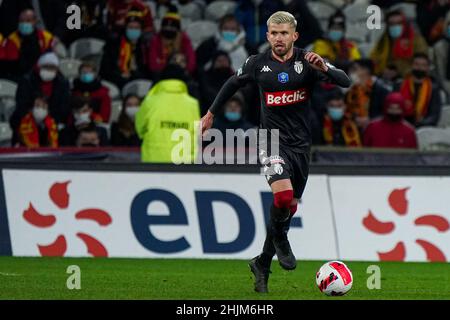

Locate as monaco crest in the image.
[294,61,303,74]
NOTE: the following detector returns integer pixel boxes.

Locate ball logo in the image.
[265,89,308,106]
[22,181,112,257]
[277,72,289,83]
[362,187,449,262]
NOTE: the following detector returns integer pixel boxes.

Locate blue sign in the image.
[278,72,289,83]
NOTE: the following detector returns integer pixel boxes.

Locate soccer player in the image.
[200,11,351,293]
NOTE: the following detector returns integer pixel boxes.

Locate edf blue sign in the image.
[130,189,302,254]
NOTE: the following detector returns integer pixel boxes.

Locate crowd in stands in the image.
[0,0,449,161]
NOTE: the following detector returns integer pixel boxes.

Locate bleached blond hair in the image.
[266,11,297,29]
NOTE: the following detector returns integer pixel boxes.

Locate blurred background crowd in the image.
[0,0,449,160]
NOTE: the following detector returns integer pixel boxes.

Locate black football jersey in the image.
[234,47,345,152]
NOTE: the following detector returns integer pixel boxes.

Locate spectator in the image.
[3,8,56,79]
[321,91,361,147]
[30,0,68,45]
[63,0,109,45]
[106,0,154,34]
[147,12,196,77]
[196,14,255,72]
[17,95,58,148]
[166,52,199,99]
[379,63,402,92]
[397,53,442,127]
[10,52,70,143]
[312,10,361,71]
[135,64,200,163]
[72,61,112,123]
[235,0,286,46]
[364,92,417,149]
[416,0,450,46]
[345,59,390,131]
[0,0,31,38]
[432,10,450,96]
[199,51,234,115]
[370,8,428,77]
[59,96,108,146]
[111,94,142,146]
[75,122,101,147]
[100,11,150,88]
[212,94,255,134]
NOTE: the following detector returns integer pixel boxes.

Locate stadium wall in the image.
[0,162,449,262]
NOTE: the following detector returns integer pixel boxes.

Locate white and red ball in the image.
[316,261,353,296]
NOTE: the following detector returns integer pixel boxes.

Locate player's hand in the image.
[305,52,328,72]
[200,111,214,137]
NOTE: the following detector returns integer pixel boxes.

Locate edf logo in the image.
[278,72,289,83]
[130,190,302,254]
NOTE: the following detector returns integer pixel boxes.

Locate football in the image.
[316,261,353,296]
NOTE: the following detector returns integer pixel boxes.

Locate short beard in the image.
[272,42,292,58]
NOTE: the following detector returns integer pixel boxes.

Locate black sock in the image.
[258,204,291,268]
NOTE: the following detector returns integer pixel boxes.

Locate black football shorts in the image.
[261,147,310,199]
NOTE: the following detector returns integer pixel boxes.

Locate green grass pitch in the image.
[1,257,450,300]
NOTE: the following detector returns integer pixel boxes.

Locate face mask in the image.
[328,107,344,121]
[126,28,142,41]
[39,69,57,82]
[328,30,344,42]
[389,24,403,39]
[225,111,241,122]
[125,106,139,120]
[32,107,48,123]
[74,112,91,126]
[161,29,177,39]
[222,31,238,43]
[412,69,427,79]
[18,22,34,36]
[349,72,360,85]
[386,113,402,122]
[80,72,95,83]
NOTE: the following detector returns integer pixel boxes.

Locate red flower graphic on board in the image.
[23,181,112,257]
[362,188,449,262]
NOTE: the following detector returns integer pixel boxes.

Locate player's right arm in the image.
[200,56,257,136]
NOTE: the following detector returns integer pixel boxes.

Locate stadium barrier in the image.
[0,162,449,262]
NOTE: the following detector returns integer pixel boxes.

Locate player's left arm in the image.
[304,51,351,88]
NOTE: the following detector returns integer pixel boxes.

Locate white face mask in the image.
[350,72,360,85]
[39,69,57,82]
[32,107,48,123]
[125,106,139,121]
[74,112,91,126]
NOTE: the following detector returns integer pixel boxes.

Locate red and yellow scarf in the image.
[323,115,361,147]
[118,36,132,74]
[18,113,58,148]
[345,78,374,118]
[400,75,432,122]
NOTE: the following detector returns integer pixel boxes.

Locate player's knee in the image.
[273,190,294,209]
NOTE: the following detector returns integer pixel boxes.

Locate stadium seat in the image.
[416,127,450,151]
[178,1,204,22]
[185,20,218,49]
[54,41,68,59]
[438,105,450,128]
[101,80,121,100]
[204,0,237,21]
[69,38,105,66]
[0,122,12,146]
[109,100,122,124]
[121,79,153,98]
[346,22,370,43]
[307,1,336,20]
[59,58,82,81]
[357,42,373,58]
[0,79,18,123]
[390,2,417,20]
[343,0,371,23]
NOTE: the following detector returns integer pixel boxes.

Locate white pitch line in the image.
[0,272,21,276]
